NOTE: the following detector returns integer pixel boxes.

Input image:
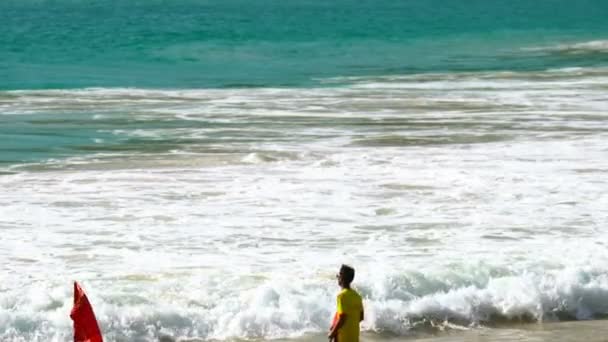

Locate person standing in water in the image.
[328,265,364,342]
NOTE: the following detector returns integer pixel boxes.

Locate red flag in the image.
[70,281,103,342]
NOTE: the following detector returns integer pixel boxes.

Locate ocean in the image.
[1,0,608,341]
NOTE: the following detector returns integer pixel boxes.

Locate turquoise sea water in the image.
[2,0,608,166]
[1,0,608,90]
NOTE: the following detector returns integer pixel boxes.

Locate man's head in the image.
[337,264,355,288]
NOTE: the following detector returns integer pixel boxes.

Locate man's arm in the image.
[328,314,346,340]
[329,294,346,340]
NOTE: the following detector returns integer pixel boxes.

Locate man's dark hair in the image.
[340,264,355,284]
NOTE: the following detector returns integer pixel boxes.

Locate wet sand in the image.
[405,320,608,341]
[252,320,608,342]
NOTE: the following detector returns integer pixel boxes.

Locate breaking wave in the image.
[3,266,608,341]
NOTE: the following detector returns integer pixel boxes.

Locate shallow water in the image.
[1,67,608,341]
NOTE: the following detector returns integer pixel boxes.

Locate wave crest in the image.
[526,40,608,55]
[3,266,608,341]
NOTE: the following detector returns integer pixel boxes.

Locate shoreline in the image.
[408,320,608,341]
[261,320,608,342]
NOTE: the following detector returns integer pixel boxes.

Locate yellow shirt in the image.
[335,288,363,342]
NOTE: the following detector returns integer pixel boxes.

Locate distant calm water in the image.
[2,0,608,90]
[1,1,608,341]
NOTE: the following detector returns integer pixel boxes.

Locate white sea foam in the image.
[524,40,608,54]
[2,68,607,119]
[3,264,608,341]
[1,67,608,341]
